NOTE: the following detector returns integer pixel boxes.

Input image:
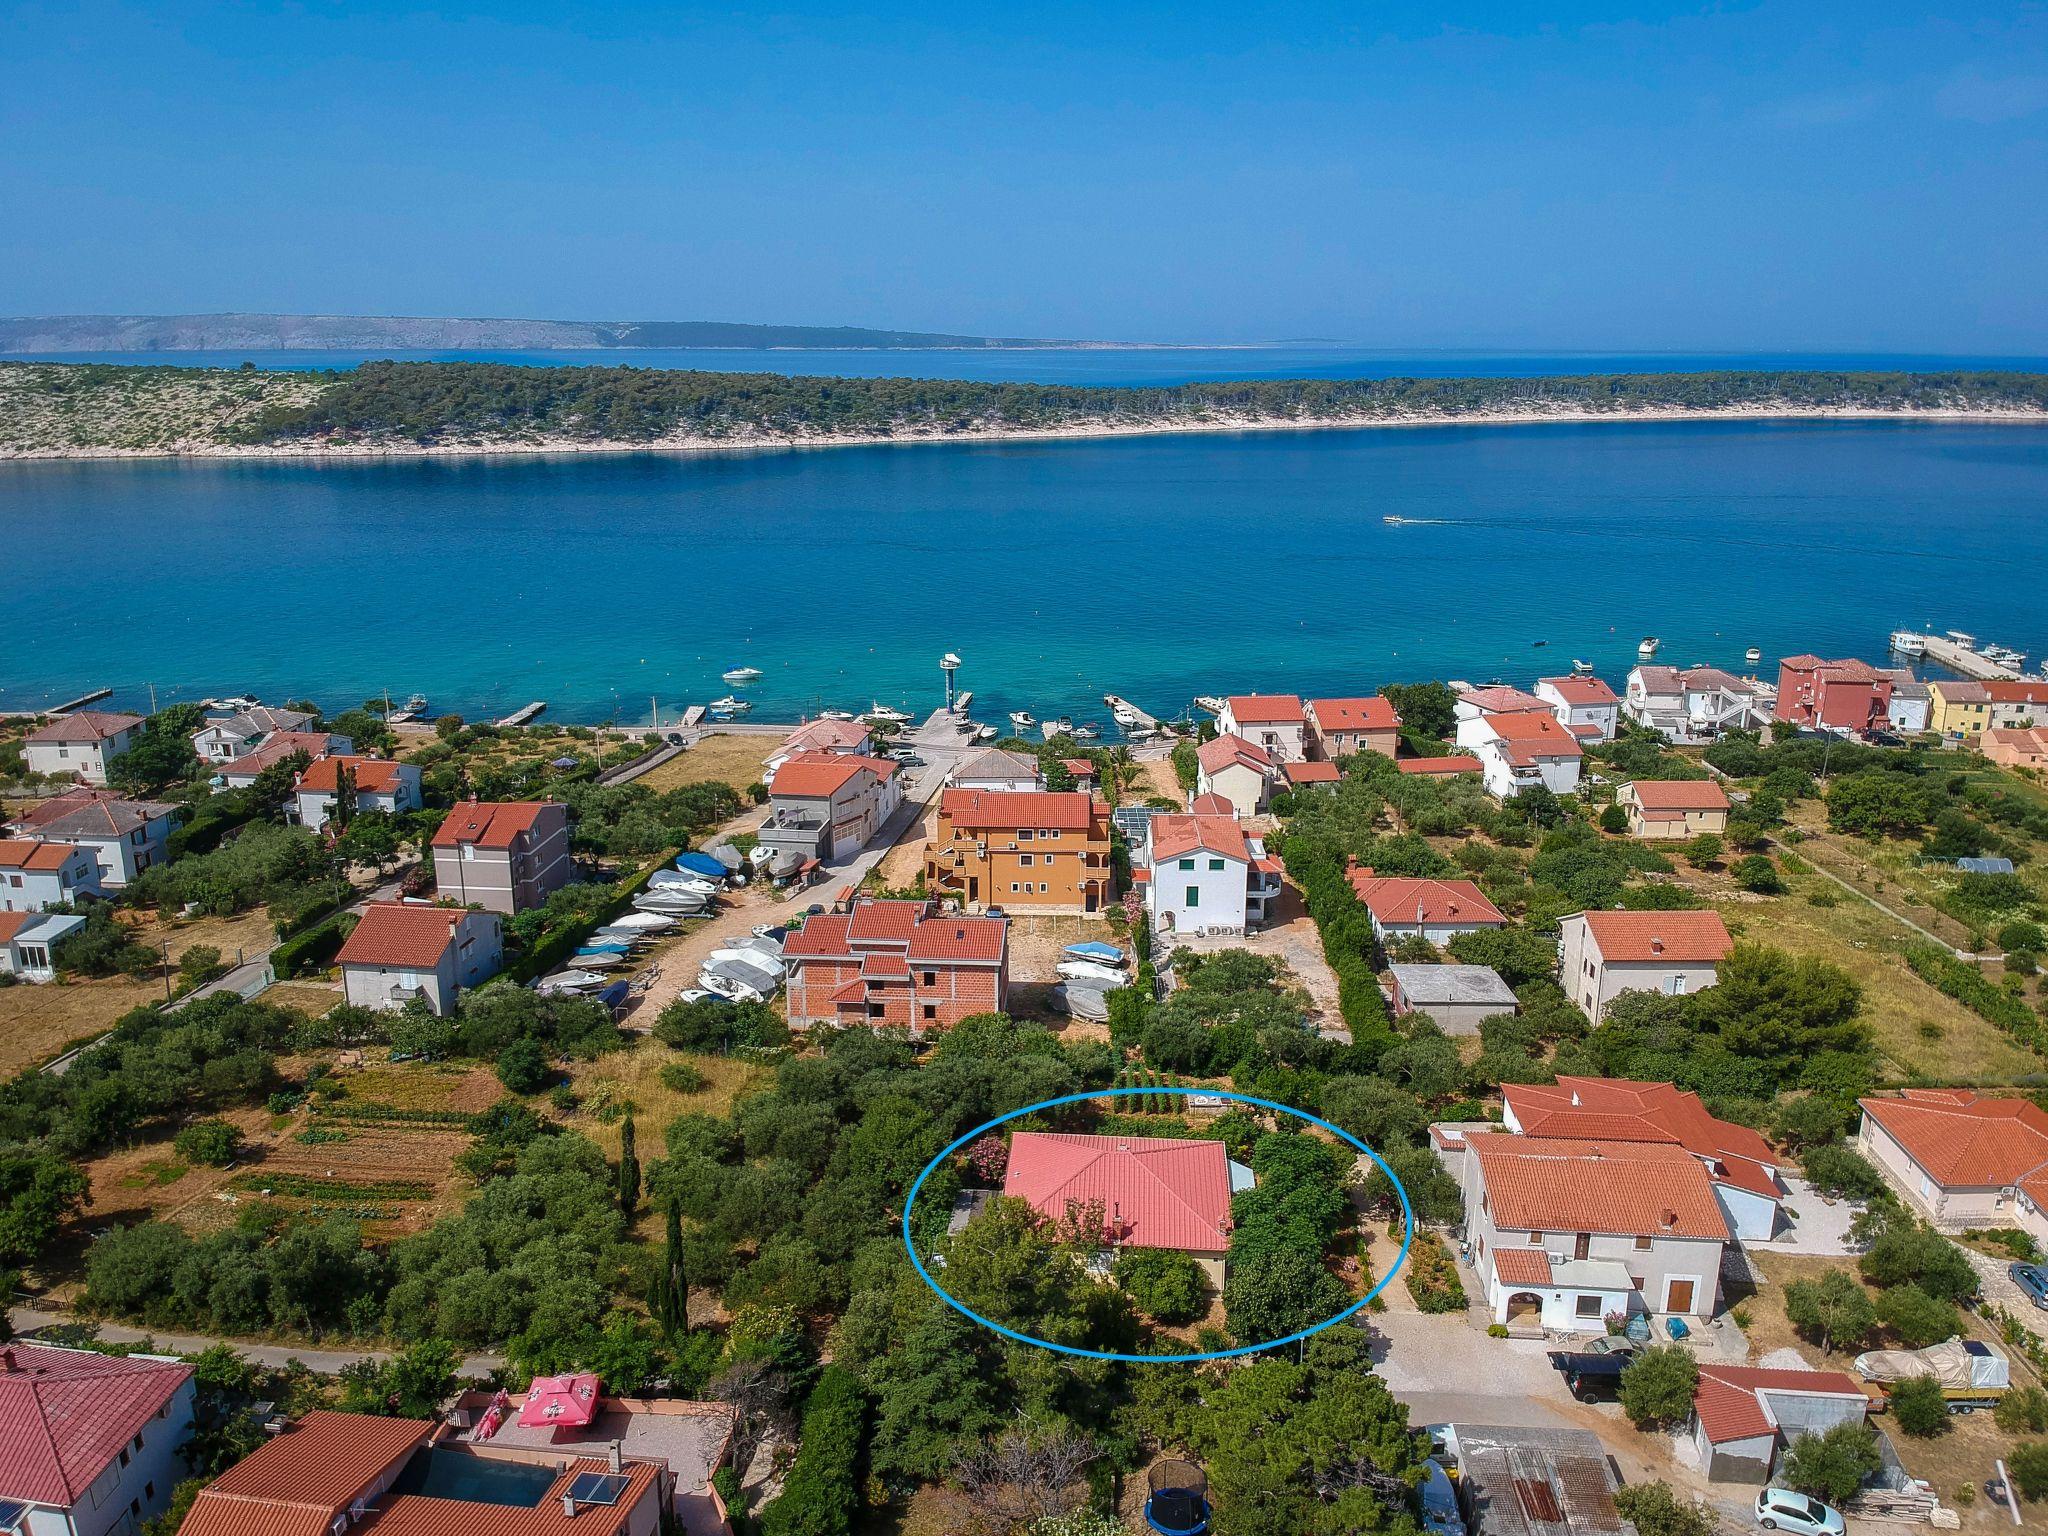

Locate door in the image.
[1666,1278,1696,1314]
[1574,1232,1591,1261]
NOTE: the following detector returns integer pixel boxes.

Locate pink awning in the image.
[517,1372,601,1428]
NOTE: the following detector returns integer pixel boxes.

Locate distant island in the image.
[0,312,1105,354]
[2,360,2044,459]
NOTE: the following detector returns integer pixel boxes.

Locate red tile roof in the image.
[431,801,559,850]
[334,903,473,969]
[0,839,80,872]
[1693,1365,1865,1445]
[27,711,142,744]
[1625,780,1730,811]
[1283,761,1342,785]
[1858,1090,2048,1190]
[1988,681,2048,705]
[906,916,1008,964]
[1484,711,1584,761]
[0,1342,192,1507]
[0,913,30,944]
[1150,813,1253,864]
[1196,732,1274,777]
[784,900,1005,965]
[1004,1132,1233,1253]
[11,788,176,839]
[939,788,1101,832]
[1188,792,1235,815]
[1224,694,1304,725]
[182,1411,432,1536]
[1541,676,1620,706]
[1492,1248,1553,1286]
[1506,1077,1780,1202]
[1460,686,1552,715]
[1575,909,1733,964]
[218,732,335,780]
[296,756,410,794]
[1348,869,1505,927]
[1308,697,1401,732]
[1398,754,1483,776]
[770,752,898,799]
[1464,1133,1730,1240]
[781,718,872,753]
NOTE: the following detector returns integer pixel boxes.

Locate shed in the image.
[1449,1424,1630,1536]
[1691,1365,1868,1484]
[1387,964,1519,1034]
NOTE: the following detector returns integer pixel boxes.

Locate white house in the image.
[1144,811,1281,936]
[216,731,352,791]
[1457,708,1584,800]
[1216,696,1308,762]
[1877,669,1932,735]
[336,902,503,1016]
[1625,666,1773,743]
[1194,733,1275,817]
[1558,908,1734,1024]
[23,712,143,786]
[757,752,904,863]
[1535,676,1622,745]
[766,718,875,782]
[0,838,103,910]
[8,790,179,890]
[1347,864,1507,946]
[0,1341,197,1536]
[291,756,425,833]
[191,706,317,764]
[946,746,1043,792]
[0,911,87,982]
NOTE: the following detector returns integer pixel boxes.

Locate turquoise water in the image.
[2,417,2043,727]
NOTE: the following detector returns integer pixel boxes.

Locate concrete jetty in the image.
[495,701,548,727]
[49,687,113,714]
[1920,636,2020,680]
[1102,693,1162,732]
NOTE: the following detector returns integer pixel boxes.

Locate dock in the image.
[495,701,548,727]
[49,687,113,714]
[1102,693,1162,732]
[1919,636,2020,681]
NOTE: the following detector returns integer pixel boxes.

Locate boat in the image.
[1073,722,1102,740]
[863,703,911,724]
[1532,639,1548,648]
[1040,716,1074,740]
[721,666,764,682]
[1889,629,1930,657]
[648,873,720,896]
[1009,710,1036,730]
[1193,695,1225,714]
[818,708,856,721]
[699,970,771,1005]
[1063,941,1127,966]
[633,890,714,914]
[1383,515,1411,526]
[709,695,752,712]
[1570,659,1594,676]
[608,911,678,931]
[404,693,428,713]
[538,969,610,994]
[974,724,999,741]
[676,851,730,878]
[1637,637,1660,660]
[1983,644,2027,668]
[201,694,261,712]
[1057,959,1127,988]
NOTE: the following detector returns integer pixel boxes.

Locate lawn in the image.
[633,732,772,795]
[563,1041,771,1157]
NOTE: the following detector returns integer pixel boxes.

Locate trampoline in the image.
[1145,1459,1211,1536]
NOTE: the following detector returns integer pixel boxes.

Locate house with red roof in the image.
[946,746,1043,792]
[1857,1090,2048,1240]
[190,705,319,765]
[766,717,874,782]
[1617,779,1730,840]
[23,711,144,786]
[1193,733,1275,817]
[8,789,179,889]
[1458,1133,1729,1329]
[0,838,102,910]
[1501,1077,1785,1240]
[290,756,424,833]
[431,800,572,914]
[1625,665,1773,743]
[1691,1364,1867,1484]
[172,1408,685,1536]
[216,731,351,792]
[1984,726,2048,772]
[1003,1131,1241,1284]
[1216,695,1307,762]
[0,1340,195,1536]
[1988,679,2048,731]
[1557,908,1734,1024]
[783,897,1008,1032]
[1144,811,1281,936]
[337,901,503,1015]
[758,752,902,864]
[1305,697,1401,759]
[924,789,1112,913]
[1534,676,1622,745]
[1775,656,1894,738]
[1281,760,1341,791]
[1457,701,1584,800]
[1347,861,1506,946]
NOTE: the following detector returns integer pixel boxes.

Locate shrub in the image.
[1614,1483,1717,1536]
[176,945,226,992]
[1783,1271,1878,1356]
[1113,1248,1209,1325]
[1599,805,1629,833]
[1875,1283,1962,1347]
[2011,1442,2048,1503]
[1780,1422,1880,1504]
[1402,1230,1468,1314]
[1619,1346,1699,1427]
[1996,1385,2048,1434]
[659,1061,708,1094]
[1801,1144,1888,1202]
[495,1038,550,1095]
[1734,854,1785,894]
[1888,1375,1951,1436]
[758,1367,866,1536]
[172,1119,242,1167]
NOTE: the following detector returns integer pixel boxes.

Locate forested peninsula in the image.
[3,360,2046,459]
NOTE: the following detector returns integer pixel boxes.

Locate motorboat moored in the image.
[1009,709,1036,730]
[1744,646,1763,667]
[863,703,912,724]
[721,665,764,682]
[1637,637,1660,660]
[1570,658,1594,676]
[1889,629,1930,657]
[1040,716,1075,740]
[709,695,752,712]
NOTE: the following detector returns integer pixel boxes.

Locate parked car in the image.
[1418,1458,1466,1536]
[1580,1335,1644,1360]
[1547,1350,1627,1402]
[1755,1488,1845,1536]
[2009,1262,2048,1310]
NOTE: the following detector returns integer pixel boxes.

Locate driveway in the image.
[1745,1177,1865,1257]
[1964,1247,2048,1342]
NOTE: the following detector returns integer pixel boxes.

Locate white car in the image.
[1755,1488,1845,1536]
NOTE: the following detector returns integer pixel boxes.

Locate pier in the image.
[1102,693,1162,732]
[49,687,113,714]
[1919,636,2020,681]
[495,701,548,727]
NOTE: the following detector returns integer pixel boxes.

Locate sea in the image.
[2,348,2045,730]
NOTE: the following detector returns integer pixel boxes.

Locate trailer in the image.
[1854,1337,2010,1413]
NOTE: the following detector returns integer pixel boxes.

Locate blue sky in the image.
[3,1,2045,348]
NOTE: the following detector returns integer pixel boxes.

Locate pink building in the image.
[1776,656,1894,737]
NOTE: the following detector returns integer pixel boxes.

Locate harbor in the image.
[1890,628,2035,681]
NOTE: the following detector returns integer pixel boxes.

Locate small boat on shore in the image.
[721,665,764,682]
[974,723,999,741]
[1637,637,1660,660]
[1009,709,1036,730]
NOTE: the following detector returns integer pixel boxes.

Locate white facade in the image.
[1216,701,1308,762]
[341,911,503,1016]
[294,764,425,832]
[23,720,140,787]
[1150,845,1252,935]
[11,1368,194,1536]
[1558,913,1724,1024]
[1456,717,1583,800]
[0,913,87,981]
[1534,681,1621,745]
[1624,667,1773,743]
[33,817,177,891]
[1,844,103,910]
[1194,758,1270,818]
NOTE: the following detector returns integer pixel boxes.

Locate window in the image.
[922,971,936,986]
[1019,854,1034,867]
[1574,1295,1603,1320]
[1208,858,1225,871]
[1633,1235,1653,1251]
[1042,853,1055,865]
[134,1433,144,1451]
[1178,857,1194,870]
[1010,882,1021,892]
[119,1449,130,1468]
[1018,829,1035,841]
[1527,1231,1544,1245]
[1039,883,1049,893]
[1185,886,1200,906]
[922,1005,936,1020]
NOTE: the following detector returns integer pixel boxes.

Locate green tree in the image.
[173,1119,243,1168]
[1113,1247,1209,1325]
[1888,1375,1950,1437]
[759,1367,867,1536]
[0,1143,90,1263]
[617,1113,640,1216]
[1782,1270,1878,1356]
[336,1337,457,1417]
[1618,1346,1699,1428]
[1859,1218,1977,1302]
[1599,804,1629,834]
[331,761,358,830]
[108,707,203,796]
[495,1037,549,1094]
[1686,833,1724,866]
[1778,1422,1879,1505]
[651,1197,688,1341]
[1614,1483,1718,1536]
[1874,1283,1961,1347]
[2010,1441,2048,1502]
[1825,773,1929,838]
[1222,1244,1348,1344]
[1733,853,1785,893]
[1384,682,1456,739]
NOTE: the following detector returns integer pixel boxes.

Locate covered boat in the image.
[676,851,729,878]
[1855,1337,2009,1389]
[608,911,678,931]
[1063,941,1127,966]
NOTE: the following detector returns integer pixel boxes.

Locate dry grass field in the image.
[633,732,772,794]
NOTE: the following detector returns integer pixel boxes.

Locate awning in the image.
[517,1372,601,1428]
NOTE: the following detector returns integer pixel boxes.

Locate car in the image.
[1755,1488,1845,1536]
[806,903,826,916]
[1581,1335,1644,1360]
[1547,1350,1627,1402]
[1418,1458,1466,1536]
[2010,1262,2048,1310]
[892,753,926,767]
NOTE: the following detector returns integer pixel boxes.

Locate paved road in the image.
[7,1306,504,1378]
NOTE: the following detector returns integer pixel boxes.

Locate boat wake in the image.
[1381,515,1455,526]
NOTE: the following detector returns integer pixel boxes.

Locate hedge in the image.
[508,847,679,983]
[1279,837,1396,1056]
[759,1366,866,1536]
[1904,944,2044,1053]
[271,911,358,978]
[1403,1230,1469,1314]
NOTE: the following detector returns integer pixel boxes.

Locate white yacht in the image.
[1744,647,1762,667]
[709,695,752,712]
[975,724,999,741]
[1009,709,1036,730]
[1889,629,1930,657]
[1637,637,1660,661]
[1041,716,1074,740]
[721,665,764,683]
[1570,659,1594,676]
[863,703,912,724]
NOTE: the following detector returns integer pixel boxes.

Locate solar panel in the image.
[0,1501,28,1535]
[567,1472,629,1507]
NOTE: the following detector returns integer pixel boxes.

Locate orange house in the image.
[925,789,1113,913]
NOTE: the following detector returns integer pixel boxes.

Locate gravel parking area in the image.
[1746,1176,1864,1257]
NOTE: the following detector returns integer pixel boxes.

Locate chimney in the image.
[0,1346,14,1372]
[608,1441,623,1473]
[562,1493,578,1518]
[1650,938,1665,954]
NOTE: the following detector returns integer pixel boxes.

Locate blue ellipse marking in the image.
[901,1086,1412,1364]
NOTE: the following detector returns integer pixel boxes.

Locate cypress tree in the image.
[652,1197,687,1341]
[617,1112,640,1216]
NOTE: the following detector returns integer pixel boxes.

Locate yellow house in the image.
[1929,679,1993,740]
